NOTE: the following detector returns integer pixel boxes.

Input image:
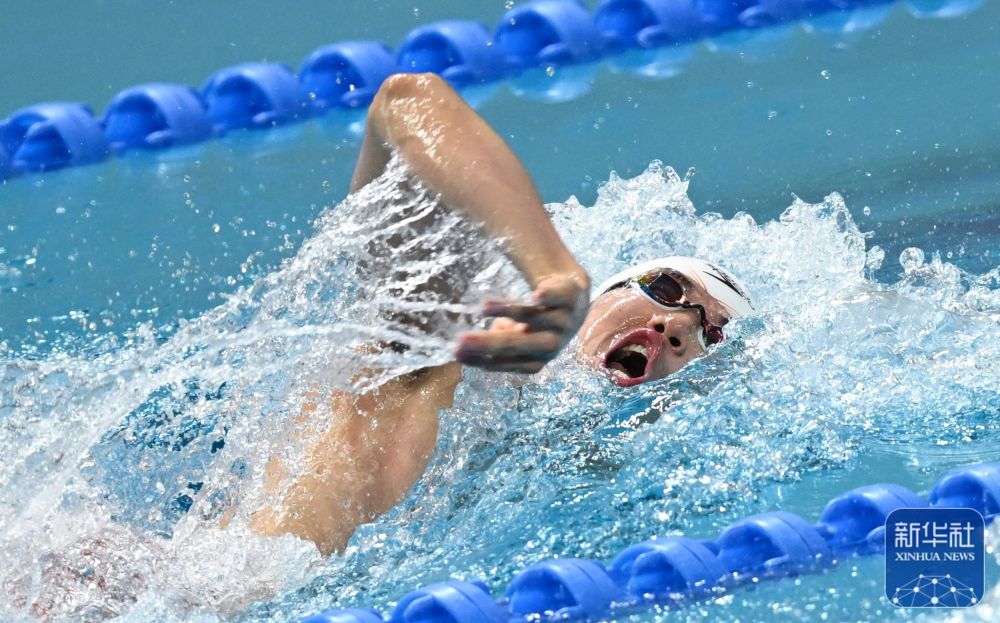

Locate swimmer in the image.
[251,73,754,554]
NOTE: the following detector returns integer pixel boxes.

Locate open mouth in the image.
[603,328,662,387]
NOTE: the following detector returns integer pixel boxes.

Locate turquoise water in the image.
[1,1,999,622]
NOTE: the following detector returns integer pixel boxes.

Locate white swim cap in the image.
[593,256,755,319]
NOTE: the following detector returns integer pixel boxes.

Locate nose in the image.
[648,313,699,357]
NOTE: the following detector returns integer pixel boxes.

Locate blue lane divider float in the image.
[930,462,1000,521]
[391,581,508,623]
[611,536,726,598]
[201,62,311,134]
[712,510,834,577]
[300,42,397,110]
[507,559,620,619]
[594,0,709,49]
[0,0,981,182]
[495,0,605,69]
[103,83,212,152]
[397,21,505,88]
[302,461,1000,623]
[817,483,926,555]
[0,102,109,174]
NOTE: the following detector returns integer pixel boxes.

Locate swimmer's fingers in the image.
[483,277,588,334]
[461,273,588,372]
[482,302,571,333]
[455,329,561,369]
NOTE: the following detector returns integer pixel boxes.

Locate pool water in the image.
[1,1,999,622]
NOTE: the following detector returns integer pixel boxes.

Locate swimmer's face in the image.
[575,278,731,387]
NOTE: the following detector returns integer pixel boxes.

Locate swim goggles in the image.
[600,269,726,346]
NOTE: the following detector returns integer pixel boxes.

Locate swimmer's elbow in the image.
[376,72,446,101]
[371,73,453,121]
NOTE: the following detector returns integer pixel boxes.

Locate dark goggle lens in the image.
[611,270,726,346]
[642,273,684,306]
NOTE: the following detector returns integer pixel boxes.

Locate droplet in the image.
[820,70,831,79]
[862,206,871,216]
[899,247,925,272]
[212,223,221,233]
[545,66,556,77]
[505,0,514,8]
[767,110,777,120]
[826,129,833,136]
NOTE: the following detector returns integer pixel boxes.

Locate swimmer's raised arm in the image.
[253,74,590,554]
[354,73,590,373]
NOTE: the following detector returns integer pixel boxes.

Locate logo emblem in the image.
[885,507,985,608]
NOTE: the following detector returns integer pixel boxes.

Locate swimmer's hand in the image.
[455,273,590,374]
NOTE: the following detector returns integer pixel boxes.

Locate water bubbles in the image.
[545,66,556,77]
[212,223,221,234]
[505,0,515,8]
[863,206,871,216]
[820,69,831,79]
[768,110,778,120]
[899,247,925,272]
